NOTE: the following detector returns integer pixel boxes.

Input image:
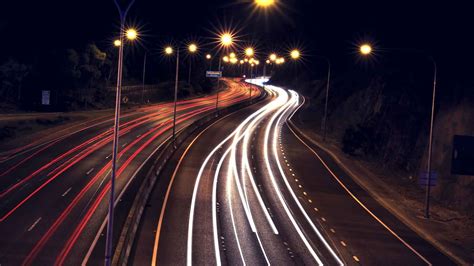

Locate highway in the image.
[0,79,258,265]
[133,79,455,265]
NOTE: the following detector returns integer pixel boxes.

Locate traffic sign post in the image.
[206,71,222,78]
[418,171,438,187]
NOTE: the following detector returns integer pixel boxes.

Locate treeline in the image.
[0,43,215,112]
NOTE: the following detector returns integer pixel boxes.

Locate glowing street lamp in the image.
[223,56,230,62]
[188,43,198,53]
[126,28,138,40]
[114,40,121,47]
[290,49,301,60]
[165,46,173,55]
[269,53,277,61]
[206,54,212,60]
[245,47,254,57]
[229,52,236,59]
[255,0,276,7]
[220,33,233,47]
[186,43,198,85]
[360,44,372,55]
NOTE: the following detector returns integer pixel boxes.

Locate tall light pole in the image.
[425,56,437,219]
[216,32,234,114]
[164,46,180,141]
[318,56,331,141]
[107,0,136,265]
[206,54,212,71]
[188,43,198,85]
[359,43,438,219]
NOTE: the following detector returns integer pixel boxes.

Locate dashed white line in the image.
[86,168,94,175]
[62,187,72,197]
[27,217,42,232]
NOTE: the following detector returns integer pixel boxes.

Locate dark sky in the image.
[1,0,473,78]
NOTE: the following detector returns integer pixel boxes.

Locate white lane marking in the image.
[86,168,94,175]
[269,89,344,265]
[136,134,142,138]
[122,142,128,148]
[62,187,72,197]
[287,117,433,265]
[105,154,112,159]
[261,88,324,265]
[222,150,246,266]
[28,217,42,232]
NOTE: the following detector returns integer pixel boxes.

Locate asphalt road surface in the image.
[0,79,258,265]
[132,79,455,265]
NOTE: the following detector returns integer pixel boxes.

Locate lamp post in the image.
[107,0,136,265]
[318,56,331,141]
[216,32,234,114]
[206,54,212,71]
[164,46,180,141]
[360,44,438,219]
[188,43,198,85]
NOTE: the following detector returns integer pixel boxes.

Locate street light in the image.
[165,46,173,55]
[245,47,254,57]
[290,49,301,60]
[269,53,277,62]
[206,54,212,60]
[360,44,438,219]
[188,43,197,53]
[360,44,372,55]
[114,40,121,47]
[255,0,276,7]
[164,45,180,141]
[216,32,234,114]
[220,33,233,47]
[187,43,198,85]
[107,0,136,265]
[126,28,138,40]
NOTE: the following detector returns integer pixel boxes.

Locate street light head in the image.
[240,60,245,64]
[255,0,276,7]
[266,59,271,64]
[269,53,277,61]
[220,33,233,47]
[230,58,238,64]
[290,49,301,60]
[188,43,198,53]
[114,40,122,47]
[223,56,230,62]
[206,54,212,60]
[245,47,254,57]
[126,28,138,40]
[360,44,372,55]
[229,52,236,59]
[165,46,173,55]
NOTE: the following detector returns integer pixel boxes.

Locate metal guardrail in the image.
[112,85,267,265]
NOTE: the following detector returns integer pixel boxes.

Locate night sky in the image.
[1,0,473,81]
